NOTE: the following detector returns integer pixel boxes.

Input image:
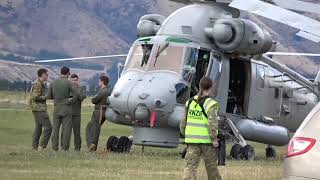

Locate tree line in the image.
[0,79,99,96]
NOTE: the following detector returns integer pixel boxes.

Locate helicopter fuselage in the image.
[105,2,319,148]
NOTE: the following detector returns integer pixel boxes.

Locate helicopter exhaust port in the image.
[205,18,273,55]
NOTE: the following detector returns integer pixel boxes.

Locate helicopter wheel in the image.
[106,136,118,152]
[116,136,132,153]
[242,145,255,161]
[230,144,243,160]
[266,146,276,159]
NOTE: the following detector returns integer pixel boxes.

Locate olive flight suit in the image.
[86,87,111,149]
[71,86,86,151]
[29,79,52,150]
[47,75,79,151]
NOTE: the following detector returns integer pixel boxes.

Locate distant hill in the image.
[0,0,319,85]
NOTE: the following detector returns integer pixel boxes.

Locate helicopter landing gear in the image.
[242,144,255,161]
[221,117,255,161]
[230,144,243,160]
[106,136,118,152]
[106,136,133,153]
[266,145,276,159]
[230,144,255,161]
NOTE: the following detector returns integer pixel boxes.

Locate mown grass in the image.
[0,91,285,180]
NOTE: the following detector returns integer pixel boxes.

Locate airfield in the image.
[0,91,285,180]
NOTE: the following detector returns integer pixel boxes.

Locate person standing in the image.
[29,69,52,150]
[47,67,79,151]
[180,77,222,180]
[86,75,111,152]
[70,74,87,151]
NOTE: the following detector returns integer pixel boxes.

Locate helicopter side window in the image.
[208,55,222,97]
[182,48,198,82]
[257,64,266,89]
[125,44,153,71]
[190,49,211,96]
[175,48,198,104]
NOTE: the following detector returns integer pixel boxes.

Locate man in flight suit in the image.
[180,77,222,180]
[86,75,111,152]
[70,74,86,151]
[29,69,52,150]
[47,67,79,151]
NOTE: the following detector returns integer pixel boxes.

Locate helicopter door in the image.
[226,59,251,116]
[190,49,211,97]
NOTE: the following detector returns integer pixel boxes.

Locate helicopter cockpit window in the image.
[150,45,184,73]
[125,44,153,71]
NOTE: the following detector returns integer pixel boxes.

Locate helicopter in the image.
[36,0,320,161]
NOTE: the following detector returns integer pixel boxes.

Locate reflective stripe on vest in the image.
[185,96,218,144]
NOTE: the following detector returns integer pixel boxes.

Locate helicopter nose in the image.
[127,73,178,125]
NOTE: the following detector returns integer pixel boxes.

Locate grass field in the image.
[0,91,286,180]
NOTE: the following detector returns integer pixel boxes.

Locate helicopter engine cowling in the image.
[205,19,273,55]
[137,14,166,37]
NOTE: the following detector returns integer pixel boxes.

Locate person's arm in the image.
[69,83,80,104]
[105,88,112,106]
[31,82,46,102]
[207,104,219,143]
[180,107,188,137]
[92,90,104,104]
[79,86,87,102]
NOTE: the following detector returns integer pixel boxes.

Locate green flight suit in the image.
[71,86,86,151]
[29,79,52,150]
[47,75,79,151]
[180,96,222,180]
[86,87,110,148]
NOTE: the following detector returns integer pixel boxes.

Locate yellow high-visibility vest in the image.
[184,96,218,144]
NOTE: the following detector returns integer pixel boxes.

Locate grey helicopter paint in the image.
[105,1,320,159]
[35,0,320,160]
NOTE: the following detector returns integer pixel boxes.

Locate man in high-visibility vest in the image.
[180,77,222,180]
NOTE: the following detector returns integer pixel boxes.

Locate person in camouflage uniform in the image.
[86,75,111,152]
[47,67,79,151]
[180,77,222,180]
[70,74,87,151]
[29,69,52,150]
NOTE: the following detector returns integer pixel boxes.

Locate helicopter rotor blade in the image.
[265,52,320,57]
[35,54,128,63]
[271,0,320,15]
[229,0,320,42]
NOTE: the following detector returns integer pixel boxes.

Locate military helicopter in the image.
[37,0,320,160]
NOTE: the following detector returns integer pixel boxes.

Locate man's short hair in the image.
[61,67,70,75]
[70,74,78,79]
[100,75,109,86]
[37,69,48,77]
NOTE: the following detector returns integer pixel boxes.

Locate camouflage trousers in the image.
[32,111,52,149]
[184,144,222,180]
